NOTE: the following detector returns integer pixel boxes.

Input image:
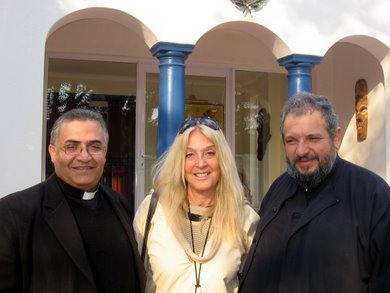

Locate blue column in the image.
[278,54,323,97]
[151,42,194,157]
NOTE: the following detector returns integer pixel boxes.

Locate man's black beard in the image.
[286,150,337,189]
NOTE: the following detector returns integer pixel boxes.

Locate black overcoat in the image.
[239,157,390,293]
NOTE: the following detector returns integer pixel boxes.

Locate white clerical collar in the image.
[82,191,97,200]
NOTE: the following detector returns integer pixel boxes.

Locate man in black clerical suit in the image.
[0,108,145,293]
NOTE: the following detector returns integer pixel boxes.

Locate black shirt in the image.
[56,177,138,293]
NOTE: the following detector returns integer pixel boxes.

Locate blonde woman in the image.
[134,117,259,293]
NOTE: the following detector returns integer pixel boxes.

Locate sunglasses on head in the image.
[179,117,220,134]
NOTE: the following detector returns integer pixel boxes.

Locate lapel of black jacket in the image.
[239,174,296,286]
[258,175,296,235]
[100,186,142,262]
[100,185,146,291]
[100,185,134,242]
[43,175,95,285]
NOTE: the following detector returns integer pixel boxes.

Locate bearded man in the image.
[238,92,390,293]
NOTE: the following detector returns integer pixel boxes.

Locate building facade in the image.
[1,0,390,210]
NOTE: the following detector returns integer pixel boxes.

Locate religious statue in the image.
[256,107,271,160]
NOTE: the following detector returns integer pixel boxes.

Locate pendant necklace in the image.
[188,206,212,293]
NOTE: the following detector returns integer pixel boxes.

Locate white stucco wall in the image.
[53,0,390,55]
[1,0,390,196]
[316,45,386,178]
[1,0,65,196]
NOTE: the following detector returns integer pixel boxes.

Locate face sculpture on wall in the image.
[256,108,271,161]
[354,79,368,142]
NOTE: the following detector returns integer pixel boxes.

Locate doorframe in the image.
[135,61,159,208]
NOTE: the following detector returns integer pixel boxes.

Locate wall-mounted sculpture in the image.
[256,107,271,160]
[354,79,368,142]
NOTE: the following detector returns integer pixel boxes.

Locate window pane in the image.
[185,75,226,130]
[235,70,287,209]
[144,72,159,195]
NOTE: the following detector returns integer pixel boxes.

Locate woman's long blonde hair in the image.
[152,123,248,262]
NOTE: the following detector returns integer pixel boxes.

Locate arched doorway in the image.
[45,8,156,211]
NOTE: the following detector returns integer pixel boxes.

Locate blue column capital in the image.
[278,54,323,97]
[151,42,194,59]
[278,53,323,67]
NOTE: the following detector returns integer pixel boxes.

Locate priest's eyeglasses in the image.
[56,143,106,156]
[179,117,220,134]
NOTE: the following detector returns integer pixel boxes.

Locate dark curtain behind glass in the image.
[46,92,136,212]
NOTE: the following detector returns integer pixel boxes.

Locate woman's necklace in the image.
[188,205,212,293]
